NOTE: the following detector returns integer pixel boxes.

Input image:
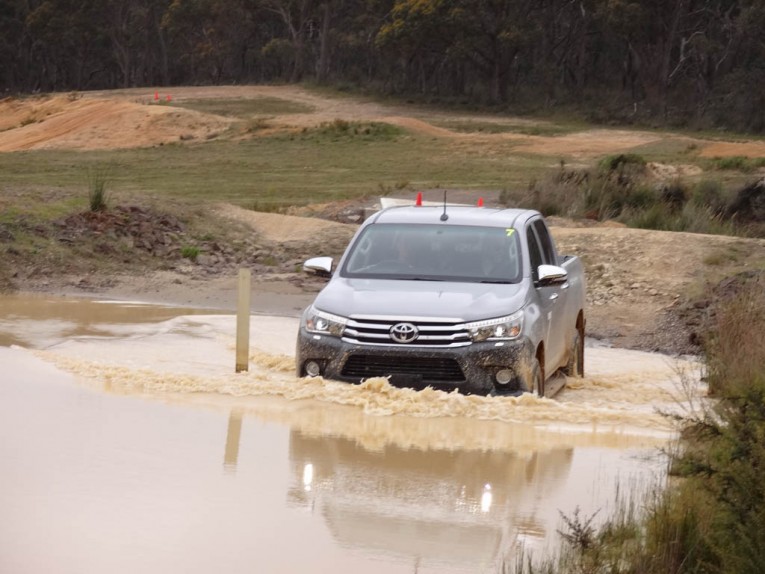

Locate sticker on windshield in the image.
[505,228,515,237]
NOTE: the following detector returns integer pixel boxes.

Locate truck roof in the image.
[369,205,539,228]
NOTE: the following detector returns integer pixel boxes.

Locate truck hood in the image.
[312,278,527,322]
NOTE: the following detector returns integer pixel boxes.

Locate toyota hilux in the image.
[295,205,586,397]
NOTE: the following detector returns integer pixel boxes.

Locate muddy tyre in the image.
[521,358,544,397]
[564,330,584,378]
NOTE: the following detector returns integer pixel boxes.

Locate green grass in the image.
[171,97,314,118]
[630,138,707,165]
[711,155,765,172]
[428,119,577,136]
[0,132,551,207]
[180,245,200,261]
[0,189,83,221]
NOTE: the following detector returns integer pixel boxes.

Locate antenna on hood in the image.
[440,190,449,221]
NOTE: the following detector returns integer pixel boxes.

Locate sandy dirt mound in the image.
[0,94,232,151]
[3,86,765,161]
[215,203,357,243]
[512,129,662,157]
[647,162,704,179]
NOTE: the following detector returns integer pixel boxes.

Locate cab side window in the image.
[532,220,556,265]
[526,227,544,284]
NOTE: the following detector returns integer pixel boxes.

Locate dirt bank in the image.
[2,86,762,158]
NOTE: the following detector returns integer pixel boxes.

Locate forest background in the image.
[3,0,765,133]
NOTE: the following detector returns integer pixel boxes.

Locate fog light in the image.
[305,360,322,377]
[495,369,513,385]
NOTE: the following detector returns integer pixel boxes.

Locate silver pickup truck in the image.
[296,205,586,397]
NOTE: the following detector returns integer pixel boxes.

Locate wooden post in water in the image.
[235,268,251,373]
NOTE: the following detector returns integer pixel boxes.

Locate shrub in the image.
[508,275,765,574]
[624,185,658,210]
[691,179,726,213]
[599,153,647,172]
[676,202,735,235]
[308,119,402,141]
[250,200,287,213]
[705,273,765,394]
[624,202,674,230]
[658,179,689,212]
[181,245,200,261]
[625,200,734,234]
[87,168,110,212]
[714,155,752,171]
[524,176,580,217]
[499,188,513,206]
[726,180,765,224]
[683,276,765,574]
[581,180,656,221]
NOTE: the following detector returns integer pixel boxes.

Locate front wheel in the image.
[563,329,584,378]
[520,358,545,397]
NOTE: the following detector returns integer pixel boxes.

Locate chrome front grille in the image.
[342,317,471,348]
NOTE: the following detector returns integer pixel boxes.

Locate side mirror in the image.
[538,264,568,286]
[303,256,334,278]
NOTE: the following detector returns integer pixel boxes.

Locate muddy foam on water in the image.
[37,311,703,446]
[0,295,704,443]
[43,353,685,430]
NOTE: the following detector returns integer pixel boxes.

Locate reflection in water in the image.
[287,428,574,569]
[2,344,672,573]
[223,410,243,472]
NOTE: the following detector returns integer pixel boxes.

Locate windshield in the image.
[341,223,522,283]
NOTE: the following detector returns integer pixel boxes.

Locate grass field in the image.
[0,128,554,209]
[174,96,315,118]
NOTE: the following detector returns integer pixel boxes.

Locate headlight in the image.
[304,306,347,337]
[465,311,523,342]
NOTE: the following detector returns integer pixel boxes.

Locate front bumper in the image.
[296,329,535,395]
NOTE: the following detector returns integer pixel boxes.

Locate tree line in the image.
[2,0,765,132]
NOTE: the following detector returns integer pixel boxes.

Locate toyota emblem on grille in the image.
[390,322,418,343]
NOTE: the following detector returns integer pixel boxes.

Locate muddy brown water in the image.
[0,294,703,573]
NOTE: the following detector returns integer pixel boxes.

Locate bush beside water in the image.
[512,274,765,573]
[519,155,765,237]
